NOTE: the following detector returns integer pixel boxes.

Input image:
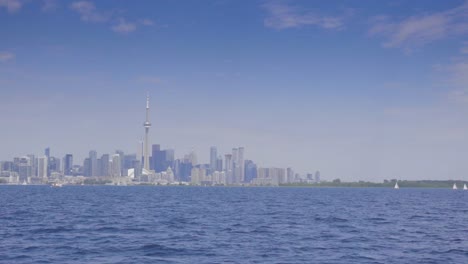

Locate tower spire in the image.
[143,94,152,172]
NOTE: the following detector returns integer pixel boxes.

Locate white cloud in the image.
[140,18,154,26]
[369,1,468,50]
[111,19,136,33]
[0,0,22,13]
[70,1,108,22]
[0,51,15,62]
[262,1,347,30]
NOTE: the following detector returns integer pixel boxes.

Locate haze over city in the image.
[2,0,468,181]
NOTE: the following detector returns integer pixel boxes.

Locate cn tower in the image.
[143,94,151,172]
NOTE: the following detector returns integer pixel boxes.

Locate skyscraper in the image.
[111,154,121,177]
[143,94,151,172]
[238,147,245,182]
[210,147,217,172]
[37,156,48,179]
[63,154,73,176]
[100,154,110,176]
[89,150,98,177]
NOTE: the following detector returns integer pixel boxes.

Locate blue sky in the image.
[1,0,468,181]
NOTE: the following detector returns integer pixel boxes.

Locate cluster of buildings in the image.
[0,95,321,186]
[0,146,321,186]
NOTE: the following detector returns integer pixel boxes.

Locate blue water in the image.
[0,186,467,263]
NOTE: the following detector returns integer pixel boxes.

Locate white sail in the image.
[463,184,467,190]
[453,183,458,190]
[394,182,399,189]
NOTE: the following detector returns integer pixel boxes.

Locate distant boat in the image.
[394,182,399,189]
[453,183,458,190]
[50,182,63,188]
[21,181,27,185]
[463,184,467,190]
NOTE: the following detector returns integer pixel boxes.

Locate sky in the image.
[1,0,468,181]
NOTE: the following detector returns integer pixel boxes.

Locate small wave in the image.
[139,244,193,257]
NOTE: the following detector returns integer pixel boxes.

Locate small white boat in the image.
[51,182,63,188]
[453,183,458,190]
[21,181,27,185]
[463,184,467,190]
[394,182,399,189]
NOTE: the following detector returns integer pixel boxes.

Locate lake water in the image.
[0,186,467,263]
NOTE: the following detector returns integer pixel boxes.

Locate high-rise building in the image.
[100,154,110,176]
[143,95,151,173]
[89,150,98,177]
[224,154,233,184]
[151,145,174,172]
[244,160,257,183]
[48,157,60,174]
[216,156,223,172]
[123,154,136,172]
[188,150,197,165]
[45,147,50,176]
[83,158,91,176]
[63,154,73,176]
[232,148,238,164]
[111,154,121,177]
[210,147,217,172]
[287,167,294,183]
[238,147,245,182]
[37,156,48,179]
[314,171,321,183]
[26,154,36,177]
[165,149,175,170]
[116,150,125,176]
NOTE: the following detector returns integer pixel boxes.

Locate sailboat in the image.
[463,184,467,190]
[453,183,458,190]
[394,182,399,189]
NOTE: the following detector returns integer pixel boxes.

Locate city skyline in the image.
[2,1,468,181]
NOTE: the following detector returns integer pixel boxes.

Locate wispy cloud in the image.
[262,1,348,30]
[369,1,468,51]
[438,48,468,103]
[0,51,15,62]
[42,0,58,12]
[111,19,136,33]
[139,18,154,26]
[0,0,22,13]
[70,1,109,22]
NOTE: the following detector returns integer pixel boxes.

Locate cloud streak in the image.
[262,1,347,30]
[0,51,15,62]
[369,2,468,50]
[70,1,109,22]
[42,0,58,12]
[0,0,22,13]
[112,19,136,33]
